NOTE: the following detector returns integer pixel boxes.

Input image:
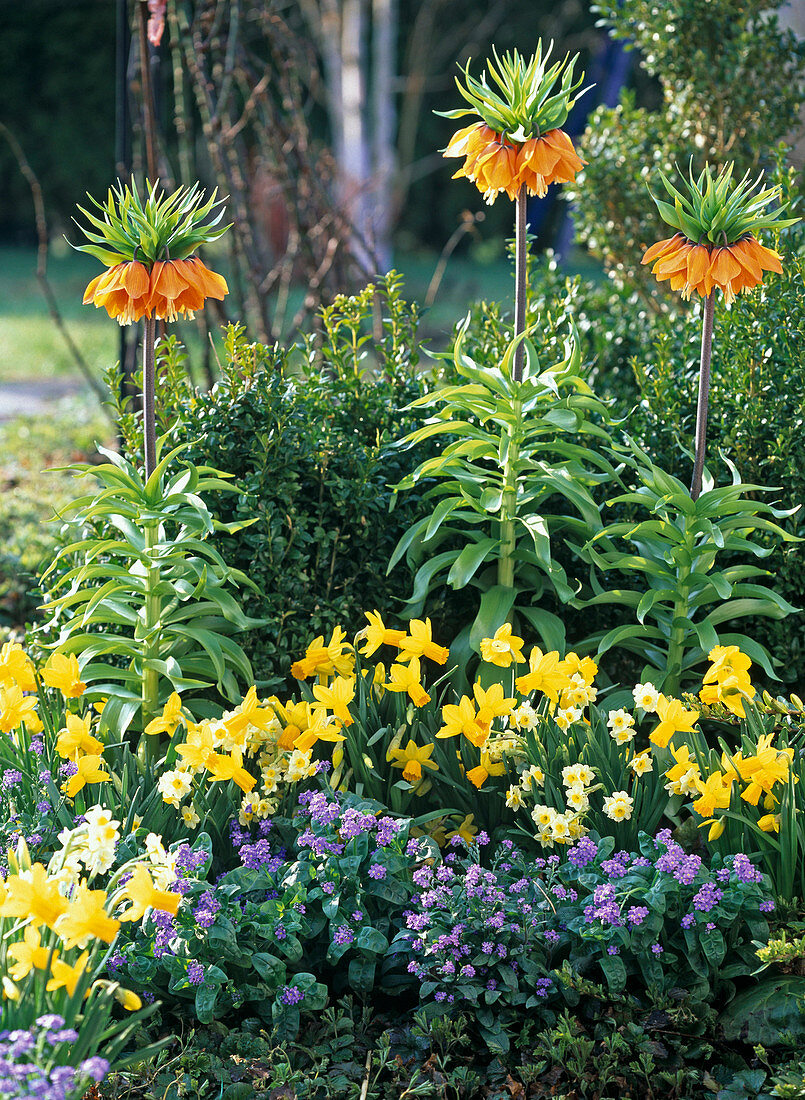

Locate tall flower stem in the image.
[140,519,160,765]
[512,184,528,383]
[143,316,157,479]
[690,293,715,500]
[498,396,523,591]
[665,533,693,698]
[140,315,158,762]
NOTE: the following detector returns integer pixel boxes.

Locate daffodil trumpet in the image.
[642,162,799,499]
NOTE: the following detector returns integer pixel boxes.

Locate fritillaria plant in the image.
[75,179,230,477]
[440,41,590,381]
[61,182,254,754]
[642,163,799,499]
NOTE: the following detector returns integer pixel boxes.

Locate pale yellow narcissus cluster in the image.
[158,682,347,827]
[528,764,599,846]
[152,624,371,824]
[466,631,646,844]
[484,636,603,843]
[482,635,706,845]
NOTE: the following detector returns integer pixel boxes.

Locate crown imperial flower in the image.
[642,161,799,302]
[75,179,230,325]
[440,41,589,204]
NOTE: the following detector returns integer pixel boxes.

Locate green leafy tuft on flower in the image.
[73,178,230,267]
[648,160,799,247]
[439,41,589,141]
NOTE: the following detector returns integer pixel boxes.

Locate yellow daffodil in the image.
[0,684,39,734]
[1,976,20,1001]
[559,652,598,685]
[115,987,143,1011]
[649,694,699,748]
[514,646,570,702]
[268,698,311,751]
[740,766,790,806]
[47,951,90,997]
[42,652,86,698]
[311,676,356,727]
[692,771,733,817]
[445,813,478,845]
[436,695,490,747]
[733,733,792,805]
[388,739,439,783]
[65,754,110,799]
[479,624,526,667]
[56,713,104,760]
[144,692,185,737]
[56,883,120,949]
[292,710,346,754]
[758,813,780,834]
[700,817,726,841]
[708,673,755,718]
[0,864,68,929]
[371,662,387,698]
[707,644,752,680]
[358,610,406,657]
[473,682,517,727]
[700,647,755,718]
[7,925,54,981]
[0,642,36,692]
[118,864,180,921]
[415,817,448,848]
[385,658,431,706]
[397,618,450,665]
[225,686,276,736]
[466,752,507,789]
[175,723,217,772]
[206,749,257,794]
[665,744,700,784]
[291,626,354,680]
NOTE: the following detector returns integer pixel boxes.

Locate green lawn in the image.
[0,244,116,382]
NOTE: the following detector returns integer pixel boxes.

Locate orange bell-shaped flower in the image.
[83,260,152,325]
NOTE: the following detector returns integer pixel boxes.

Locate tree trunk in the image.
[371,0,397,272]
[337,0,373,270]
